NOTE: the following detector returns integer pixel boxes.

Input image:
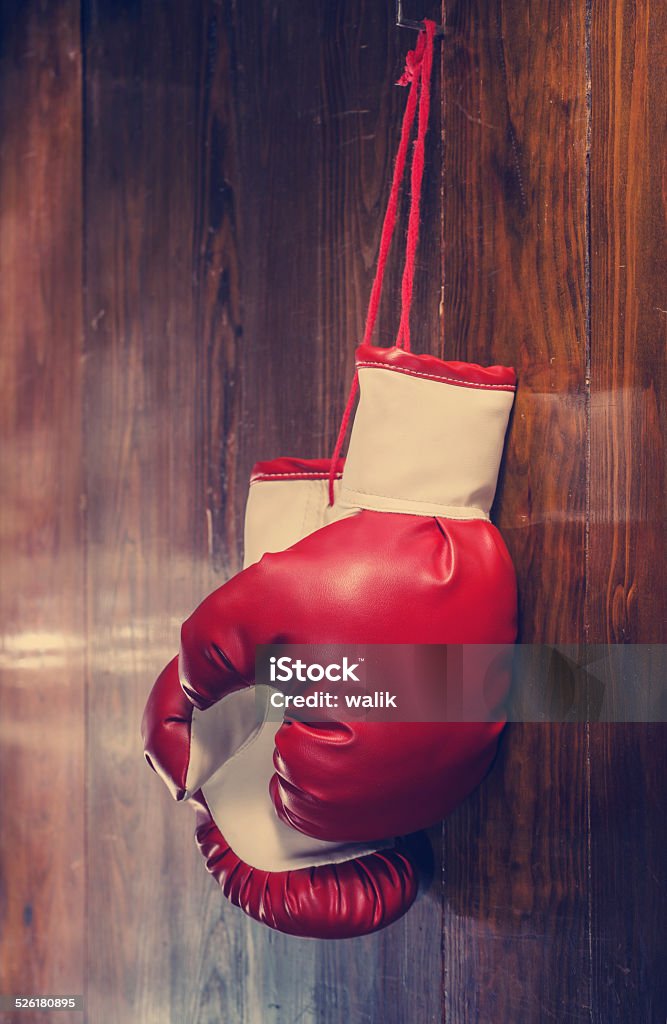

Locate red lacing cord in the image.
[328,19,437,505]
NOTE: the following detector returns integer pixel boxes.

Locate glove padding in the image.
[143,457,427,938]
[178,346,517,844]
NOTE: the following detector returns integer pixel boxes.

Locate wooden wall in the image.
[0,1,664,1022]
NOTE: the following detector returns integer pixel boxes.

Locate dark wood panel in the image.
[440,1,591,1020]
[231,0,443,466]
[0,4,85,1023]
[0,2,664,1022]
[81,3,250,1021]
[588,0,667,1019]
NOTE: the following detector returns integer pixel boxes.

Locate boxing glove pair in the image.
[142,343,518,938]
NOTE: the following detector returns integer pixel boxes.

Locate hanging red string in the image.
[360,29,426,351]
[395,19,435,351]
[328,19,437,505]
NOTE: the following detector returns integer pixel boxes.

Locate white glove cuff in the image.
[339,345,517,519]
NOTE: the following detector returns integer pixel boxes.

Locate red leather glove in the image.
[143,457,425,938]
[175,344,517,845]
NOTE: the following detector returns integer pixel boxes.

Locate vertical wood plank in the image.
[588,0,667,1019]
[82,2,256,1020]
[440,1,591,1020]
[0,3,84,1020]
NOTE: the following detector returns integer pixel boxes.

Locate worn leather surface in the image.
[192,789,426,940]
[180,509,517,842]
[142,458,424,937]
[143,346,517,936]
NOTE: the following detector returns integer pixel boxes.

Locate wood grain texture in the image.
[0,4,84,1023]
[0,1,665,1021]
[84,3,445,1020]
[439,1,592,1020]
[588,0,667,1020]
[81,3,245,1021]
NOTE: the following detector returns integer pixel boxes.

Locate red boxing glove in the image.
[143,458,425,938]
[176,344,517,844]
